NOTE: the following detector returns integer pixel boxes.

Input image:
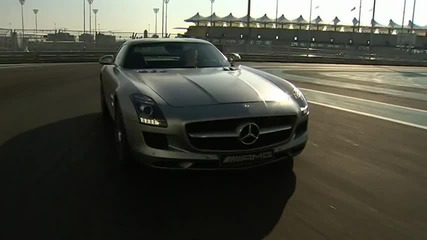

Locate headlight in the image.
[292,88,309,116]
[130,94,168,127]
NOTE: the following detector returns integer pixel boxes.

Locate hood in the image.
[125,68,292,107]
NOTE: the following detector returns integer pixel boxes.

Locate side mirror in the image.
[99,55,115,65]
[228,53,241,64]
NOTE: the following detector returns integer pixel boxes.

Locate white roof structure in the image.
[293,15,308,24]
[184,13,427,33]
[388,20,402,29]
[203,13,222,22]
[277,14,290,24]
[352,18,359,26]
[185,13,205,23]
[236,15,256,23]
[332,17,341,26]
[221,13,238,22]
[371,19,387,28]
[255,14,274,24]
[313,16,323,24]
[408,20,427,30]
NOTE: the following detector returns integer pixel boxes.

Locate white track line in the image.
[300,88,427,114]
[308,100,427,130]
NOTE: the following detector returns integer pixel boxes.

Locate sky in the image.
[1,0,426,34]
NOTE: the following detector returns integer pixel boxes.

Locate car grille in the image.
[186,116,296,152]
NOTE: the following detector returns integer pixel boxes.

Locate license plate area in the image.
[220,151,273,167]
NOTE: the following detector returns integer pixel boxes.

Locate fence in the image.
[0,51,112,64]
[1,50,426,66]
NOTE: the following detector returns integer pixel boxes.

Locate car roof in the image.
[125,38,210,46]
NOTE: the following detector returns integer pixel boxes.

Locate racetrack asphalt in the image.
[0,63,426,240]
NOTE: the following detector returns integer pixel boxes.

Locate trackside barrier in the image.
[0,51,426,67]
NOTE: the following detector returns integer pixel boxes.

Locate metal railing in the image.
[0,49,426,66]
[0,51,113,64]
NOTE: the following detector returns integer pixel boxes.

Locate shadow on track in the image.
[0,113,296,240]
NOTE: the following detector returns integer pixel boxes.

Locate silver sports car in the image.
[99,38,308,170]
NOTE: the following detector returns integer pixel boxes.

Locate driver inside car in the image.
[183,49,198,68]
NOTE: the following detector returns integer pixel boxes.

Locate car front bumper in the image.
[123,114,308,170]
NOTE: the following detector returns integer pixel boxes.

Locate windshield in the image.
[123,42,229,69]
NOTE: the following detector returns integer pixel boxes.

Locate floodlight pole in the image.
[369,0,376,48]
[410,0,416,32]
[83,0,86,33]
[33,9,39,35]
[93,9,98,34]
[19,0,25,43]
[153,8,159,35]
[306,0,313,57]
[165,0,169,37]
[358,0,362,32]
[275,0,279,28]
[210,0,215,26]
[401,0,407,31]
[162,0,165,37]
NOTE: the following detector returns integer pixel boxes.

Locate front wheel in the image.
[114,104,134,167]
[100,84,110,118]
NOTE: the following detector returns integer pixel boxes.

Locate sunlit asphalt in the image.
[0,63,426,239]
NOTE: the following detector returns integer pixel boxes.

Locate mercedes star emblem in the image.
[239,123,260,145]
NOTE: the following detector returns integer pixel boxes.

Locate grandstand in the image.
[184,12,427,49]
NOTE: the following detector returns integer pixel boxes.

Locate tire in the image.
[100,84,109,118]
[289,143,306,158]
[114,103,134,168]
[281,157,294,172]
